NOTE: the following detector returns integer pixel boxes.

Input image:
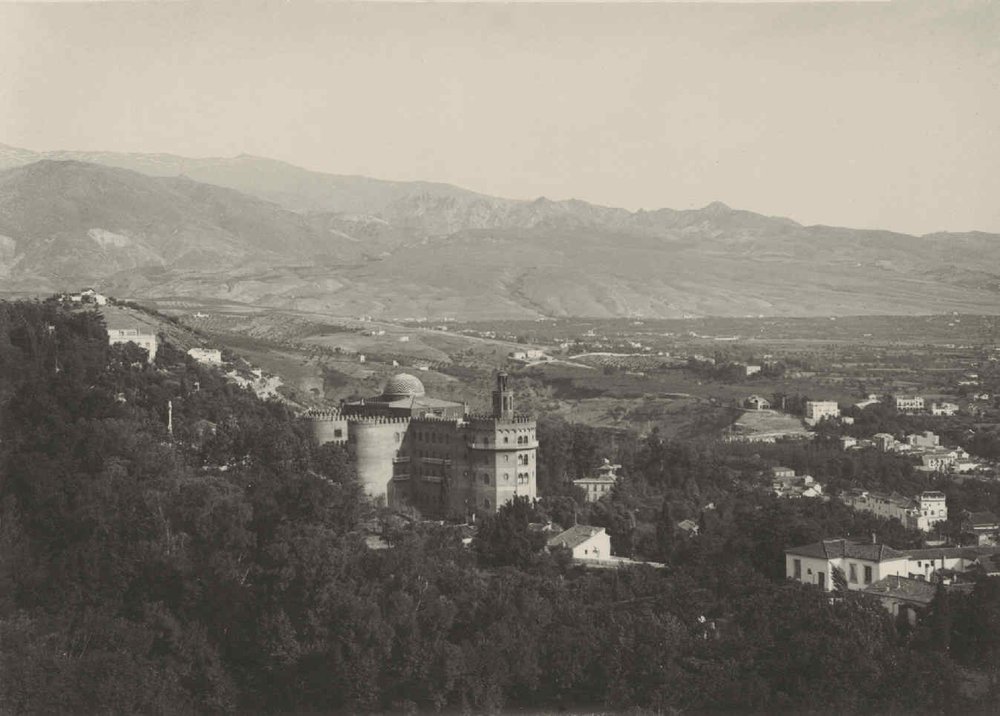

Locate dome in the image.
[383,373,425,399]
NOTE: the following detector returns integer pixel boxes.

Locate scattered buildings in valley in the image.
[804,400,840,425]
[573,458,621,502]
[771,466,824,499]
[107,328,158,362]
[840,489,947,532]
[304,372,536,521]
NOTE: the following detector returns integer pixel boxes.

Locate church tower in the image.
[492,371,514,419]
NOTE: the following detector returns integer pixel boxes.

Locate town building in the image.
[107,328,158,362]
[572,458,621,502]
[862,576,937,625]
[872,433,897,452]
[907,431,940,449]
[902,545,1000,581]
[785,538,909,591]
[771,468,823,498]
[743,364,762,377]
[930,401,959,416]
[895,395,925,413]
[547,525,611,561]
[804,400,840,425]
[962,511,999,546]
[744,395,771,411]
[840,490,947,532]
[304,372,536,521]
[918,450,961,473]
[187,347,223,365]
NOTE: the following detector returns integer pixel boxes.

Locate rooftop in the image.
[863,575,937,605]
[785,538,906,562]
[547,524,605,550]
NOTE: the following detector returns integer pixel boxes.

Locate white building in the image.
[108,328,158,362]
[187,347,223,365]
[744,395,771,411]
[895,395,925,413]
[840,490,947,532]
[572,459,621,502]
[930,402,959,416]
[907,431,940,449]
[547,525,612,561]
[804,401,840,425]
[785,539,909,591]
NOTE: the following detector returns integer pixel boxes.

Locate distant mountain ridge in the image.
[0,145,998,319]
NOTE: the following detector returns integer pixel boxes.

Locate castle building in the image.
[304,372,537,520]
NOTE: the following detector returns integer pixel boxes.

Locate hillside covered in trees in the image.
[1,301,998,713]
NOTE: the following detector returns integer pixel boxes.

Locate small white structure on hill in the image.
[187,347,223,365]
[547,525,611,561]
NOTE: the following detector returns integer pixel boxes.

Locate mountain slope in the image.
[0,161,353,291]
[0,153,997,318]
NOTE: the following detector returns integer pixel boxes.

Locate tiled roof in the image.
[863,575,937,605]
[785,538,906,562]
[904,545,1000,561]
[547,524,604,550]
[964,511,999,528]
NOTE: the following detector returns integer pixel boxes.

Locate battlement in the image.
[348,415,411,425]
[410,415,462,426]
[302,409,344,421]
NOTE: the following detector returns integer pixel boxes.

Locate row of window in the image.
[791,559,873,584]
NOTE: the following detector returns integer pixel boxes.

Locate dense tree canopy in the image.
[0,301,997,712]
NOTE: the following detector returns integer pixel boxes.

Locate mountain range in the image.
[0,143,998,318]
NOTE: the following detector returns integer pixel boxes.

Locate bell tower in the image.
[492,371,514,420]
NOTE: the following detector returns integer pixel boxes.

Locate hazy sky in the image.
[1,1,998,235]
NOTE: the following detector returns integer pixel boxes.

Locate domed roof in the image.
[383,373,426,399]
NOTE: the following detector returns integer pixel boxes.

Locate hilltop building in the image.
[107,328,158,362]
[573,458,621,502]
[930,401,959,416]
[304,372,536,521]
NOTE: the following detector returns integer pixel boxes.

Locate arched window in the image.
[483,473,490,485]
[484,498,491,510]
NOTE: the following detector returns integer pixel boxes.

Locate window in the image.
[794,559,802,579]
[503,436,509,444]
[334,429,343,438]
[864,565,873,584]
[483,474,490,485]
[849,564,857,583]
[484,498,491,509]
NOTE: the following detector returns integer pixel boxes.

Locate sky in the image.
[0,0,998,235]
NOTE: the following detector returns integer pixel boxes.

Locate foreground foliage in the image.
[0,302,993,713]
